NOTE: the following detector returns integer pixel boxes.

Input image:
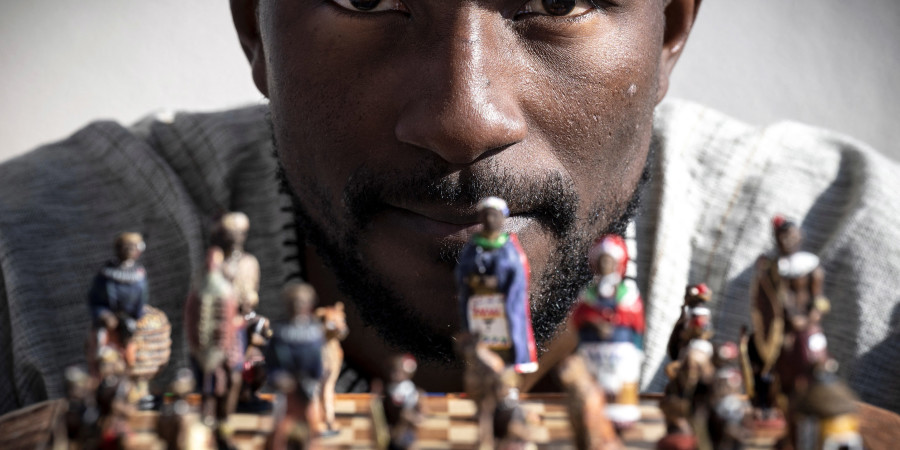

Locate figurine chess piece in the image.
[745,217,830,430]
[558,355,622,450]
[571,234,645,427]
[127,305,171,410]
[184,246,245,439]
[94,348,134,449]
[455,196,539,375]
[455,332,531,450]
[706,342,749,450]
[789,361,862,450]
[87,232,148,376]
[237,283,273,413]
[265,282,326,450]
[658,339,715,450]
[380,354,425,450]
[157,368,213,450]
[62,365,101,449]
[666,283,713,362]
[316,301,349,435]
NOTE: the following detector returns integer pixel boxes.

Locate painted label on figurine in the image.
[578,342,642,394]
[468,294,511,350]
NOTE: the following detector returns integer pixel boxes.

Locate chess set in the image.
[0,198,890,449]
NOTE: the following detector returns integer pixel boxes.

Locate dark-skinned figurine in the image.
[266,282,326,449]
[666,283,713,362]
[61,365,101,449]
[88,232,148,376]
[570,234,645,427]
[707,342,749,450]
[456,196,538,375]
[184,246,245,447]
[380,354,424,450]
[94,347,134,450]
[87,232,171,410]
[236,274,272,413]
[790,361,862,450]
[658,339,715,450]
[455,332,532,449]
[157,368,209,450]
[745,216,830,429]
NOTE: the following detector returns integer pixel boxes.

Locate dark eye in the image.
[331,0,409,13]
[517,0,594,17]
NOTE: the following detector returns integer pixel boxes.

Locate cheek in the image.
[520,19,662,213]
[264,10,404,209]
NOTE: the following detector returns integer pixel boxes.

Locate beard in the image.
[273,119,651,367]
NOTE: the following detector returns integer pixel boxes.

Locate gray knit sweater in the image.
[1,99,897,415]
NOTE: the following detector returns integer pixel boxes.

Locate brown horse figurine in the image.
[316,302,349,434]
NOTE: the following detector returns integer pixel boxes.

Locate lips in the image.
[377,203,534,244]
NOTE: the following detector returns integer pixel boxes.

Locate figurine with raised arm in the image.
[456,196,538,375]
[570,234,645,427]
[266,282,326,449]
[88,232,148,374]
[380,354,424,450]
[184,246,244,446]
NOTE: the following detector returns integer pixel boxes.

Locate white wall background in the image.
[1,1,898,162]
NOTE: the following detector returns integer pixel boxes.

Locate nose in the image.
[395,9,528,165]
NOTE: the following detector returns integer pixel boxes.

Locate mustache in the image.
[342,157,580,239]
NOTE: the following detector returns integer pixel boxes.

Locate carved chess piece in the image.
[62,365,101,449]
[157,368,211,450]
[380,354,424,450]
[790,361,862,450]
[558,355,622,450]
[571,234,645,428]
[745,216,830,432]
[266,282,326,450]
[87,232,148,378]
[184,246,245,440]
[455,196,538,375]
[707,342,749,450]
[666,283,713,362]
[316,302,348,435]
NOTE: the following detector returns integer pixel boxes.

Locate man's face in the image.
[243,0,690,363]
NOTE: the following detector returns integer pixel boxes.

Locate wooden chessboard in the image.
[0,393,785,449]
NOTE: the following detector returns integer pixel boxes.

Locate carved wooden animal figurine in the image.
[558,355,622,450]
[316,302,348,435]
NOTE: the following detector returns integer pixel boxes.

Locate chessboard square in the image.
[447,399,477,416]
[334,399,358,414]
[447,423,478,442]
